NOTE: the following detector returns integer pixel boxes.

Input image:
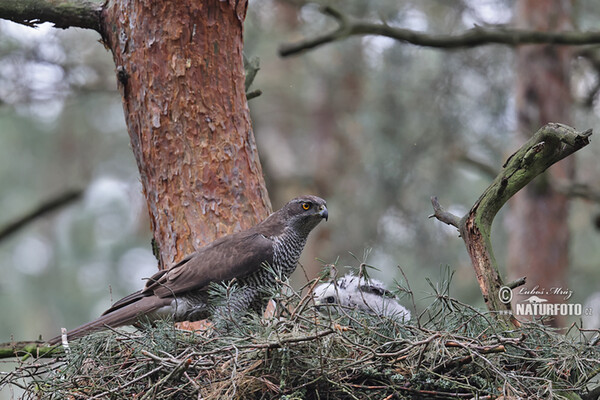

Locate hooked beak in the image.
[319,205,328,221]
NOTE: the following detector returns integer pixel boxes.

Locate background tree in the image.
[508,0,574,327]
[100,0,272,268]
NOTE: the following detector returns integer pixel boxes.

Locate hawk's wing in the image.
[103,231,274,315]
[146,230,274,298]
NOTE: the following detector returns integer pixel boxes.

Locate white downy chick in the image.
[313,274,411,321]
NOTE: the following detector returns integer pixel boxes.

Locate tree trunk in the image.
[101,0,271,269]
[508,0,573,327]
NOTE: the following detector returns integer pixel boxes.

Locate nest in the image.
[2,273,600,399]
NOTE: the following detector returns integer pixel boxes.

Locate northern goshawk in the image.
[48,195,327,344]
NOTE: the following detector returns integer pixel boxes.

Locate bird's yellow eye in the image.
[302,202,311,210]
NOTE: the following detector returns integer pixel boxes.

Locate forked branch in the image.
[431,123,592,326]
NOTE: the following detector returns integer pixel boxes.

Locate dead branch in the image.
[455,153,498,179]
[431,123,592,326]
[279,5,600,57]
[553,179,600,203]
[0,341,60,359]
[0,0,102,31]
[429,196,461,229]
[0,189,83,242]
[3,283,600,399]
[506,277,527,290]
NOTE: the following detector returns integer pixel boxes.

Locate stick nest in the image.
[2,273,600,399]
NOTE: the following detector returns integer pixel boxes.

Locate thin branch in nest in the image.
[4,266,600,399]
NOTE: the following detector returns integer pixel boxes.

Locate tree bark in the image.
[101,0,271,269]
[508,0,573,327]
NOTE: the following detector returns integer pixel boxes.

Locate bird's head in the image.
[313,282,341,309]
[280,195,328,235]
[313,275,358,309]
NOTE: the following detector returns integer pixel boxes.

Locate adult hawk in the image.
[48,195,327,344]
[313,274,410,321]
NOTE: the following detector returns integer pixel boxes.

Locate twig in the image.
[552,179,600,203]
[444,341,505,354]
[507,277,527,290]
[429,196,461,229]
[456,153,498,179]
[0,341,60,359]
[241,328,335,350]
[139,358,191,400]
[289,277,321,319]
[0,189,83,242]
[397,266,419,327]
[243,54,260,92]
[279,5,600,57]
[246,89,262,100]
[88,365,164,400]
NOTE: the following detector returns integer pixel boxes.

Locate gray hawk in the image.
[48,195,327,344]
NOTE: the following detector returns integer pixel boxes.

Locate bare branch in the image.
[0,189,83,242]
[455,153,498,179]
[0,341,60,359]
[506,277,527,290]
[0,0,102,31]
[576,48,600,107]
[246,89,262,100]
[279,6,600,57]
[553,179,600,202]
[430,124,592,326]
[429,196,461,229]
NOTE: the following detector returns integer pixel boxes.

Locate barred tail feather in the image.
[47,296,171,345]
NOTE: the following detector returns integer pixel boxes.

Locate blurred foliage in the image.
[1,1,600,383]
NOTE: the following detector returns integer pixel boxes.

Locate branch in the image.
[243,54,260,92]
[576,48,600,108]
[243,54,263,100]
[553,179,600,203]
[0,0,102,31]
[429,196,461,229]
[0,341,60,359]
[506,277,527,290]
[431,123,592,326]
[455,153,498,180]
[0,189,83,242]
[279,6,600,57]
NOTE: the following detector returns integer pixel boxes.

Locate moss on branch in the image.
[432,123,592,324]
[0,0,102,31]
[0,341,60,359]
